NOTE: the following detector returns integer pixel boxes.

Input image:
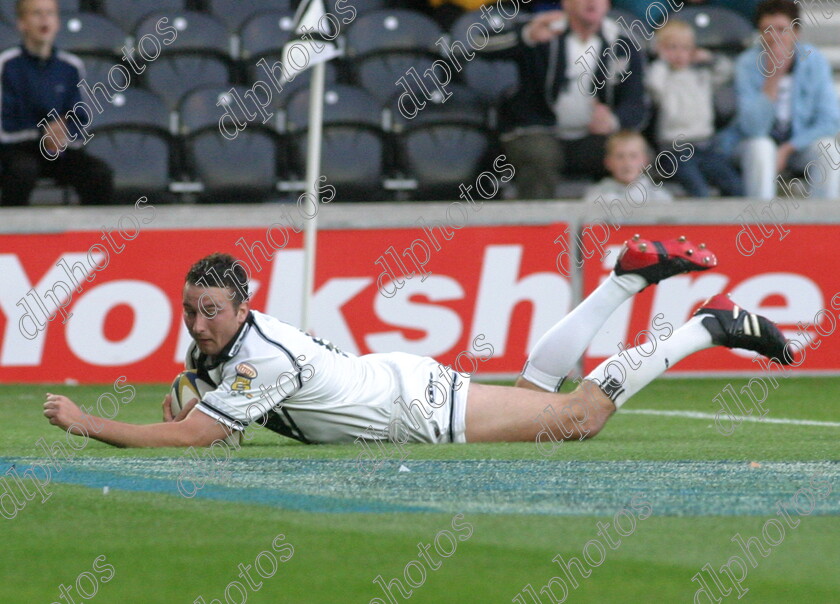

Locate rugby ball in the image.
[169,371,241,446]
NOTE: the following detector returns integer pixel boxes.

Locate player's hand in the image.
[162,393,174,422]
[163,395,199,423]
[524,10,566,44]
[43,393,85,433]
[176,398,199,421]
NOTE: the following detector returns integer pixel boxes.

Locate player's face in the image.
[17,0,59,49]
[182,284,249,357]
[605,138,648,185]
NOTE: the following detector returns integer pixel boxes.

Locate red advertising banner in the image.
[0,223,570,383]
[581,224,840,374]
[2,221,837,383]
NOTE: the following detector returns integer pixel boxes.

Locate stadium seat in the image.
[100,0,185,33]
[134,11,232,57]
[55,13,128,57]
[87,130,174,198]
[245,54,340,106]
[238,9,342,104]
[78,55,117,87]
[606,8,656,52]
[238,10,297,60]
[713,81,737,129]
[345,9,445,57]
[289,126,386,200]
[178,84,275,134]
[679,6,755,53]
[85,87,175,199]
[284,83,383,130]
[143,54,233,110]
[284,84,387,200]
[326,0,389,20]
[449,5,528,48]
[132,12,234,110]
[0,21,18,50]
[92,88,170,131]
[354,52,443,104]
[446,9,526,106]
[462,58,519,105]
[389,83,487,131]
[184,128,280,202]
[1,0,79,24]
[178,85,284,199]
[397,126,494,200]
[208,0,293,32]
[390,85,493,200]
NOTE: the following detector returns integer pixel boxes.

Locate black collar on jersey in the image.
[199,311,255,370]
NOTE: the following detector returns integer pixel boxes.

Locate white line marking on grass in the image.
[623,409,840,427]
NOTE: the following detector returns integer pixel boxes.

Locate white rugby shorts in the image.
[370,352,469,444]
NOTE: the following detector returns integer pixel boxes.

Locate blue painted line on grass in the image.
[2,457,837,516]
[0,457,434,514]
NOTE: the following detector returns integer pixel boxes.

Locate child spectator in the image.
[646,20,744,197]
[584,130,673,203]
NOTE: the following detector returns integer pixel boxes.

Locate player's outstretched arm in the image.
[43,393,228,448]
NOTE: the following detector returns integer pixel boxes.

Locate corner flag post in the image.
[279,0,343,331]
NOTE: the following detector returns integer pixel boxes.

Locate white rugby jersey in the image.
[188,311,397,443]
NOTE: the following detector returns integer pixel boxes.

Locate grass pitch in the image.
[1,377,838,603]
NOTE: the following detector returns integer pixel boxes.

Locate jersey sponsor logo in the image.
[235,362,258,379]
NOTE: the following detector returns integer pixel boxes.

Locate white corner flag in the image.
[279,0,345,86]
[281,0,345,331]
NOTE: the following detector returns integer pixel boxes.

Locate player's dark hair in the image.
[755,0,799,27]
[186,253,250,306]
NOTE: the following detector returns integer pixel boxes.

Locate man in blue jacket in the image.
[482,0,648,199]
[0,0,113,206]
[719,0,840,200]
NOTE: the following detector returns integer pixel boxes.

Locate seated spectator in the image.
[646,19,743,197]
[718,0,840,200]
[0,0,113,206]
[584,130,673,203]
[481,0,648,199]
[613,0,763,22]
